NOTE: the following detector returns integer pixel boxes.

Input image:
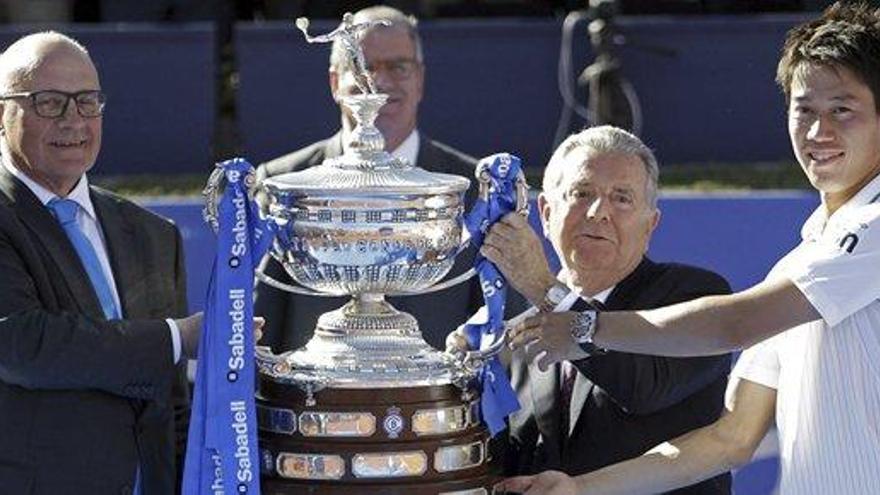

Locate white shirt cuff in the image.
[166,318,182,364]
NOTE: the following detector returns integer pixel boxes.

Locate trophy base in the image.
[260,295,466,389]
[261,475,497,495]
[257,375,496,495]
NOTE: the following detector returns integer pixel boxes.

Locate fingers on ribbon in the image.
[481,243,501,261]
[501,211,523,227]
[490,220,517,241]
[445,332,469,352]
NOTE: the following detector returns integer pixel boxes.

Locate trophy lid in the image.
[263,157,470,197]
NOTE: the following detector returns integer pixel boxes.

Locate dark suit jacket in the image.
[505,258,732,494]
[0,169,190,495]
[255,132,484,351]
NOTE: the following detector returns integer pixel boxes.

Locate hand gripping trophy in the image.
[205,12,528,495]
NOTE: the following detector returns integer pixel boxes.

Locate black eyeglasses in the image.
[365,59,420,80]
[0,90,106,118]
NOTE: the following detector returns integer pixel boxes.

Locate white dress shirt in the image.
[391,128,419,165]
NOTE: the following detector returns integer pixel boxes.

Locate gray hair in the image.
[543,125,660,209]
[329,5,423,72]
[0,31,90,92]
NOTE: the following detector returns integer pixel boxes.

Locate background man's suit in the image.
[505,258,732,494]
[0,168,190,495]
[255,132,484,351]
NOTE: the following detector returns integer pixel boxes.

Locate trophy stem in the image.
[315,292,420,338]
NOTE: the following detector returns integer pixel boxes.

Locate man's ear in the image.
[642,208,661,253]
[650,208,661,233]
[537,192,552,237]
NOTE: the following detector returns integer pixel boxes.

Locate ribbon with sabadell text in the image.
[461,153,523,436]
[183,158,274,495]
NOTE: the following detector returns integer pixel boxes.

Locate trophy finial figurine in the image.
[295,13,391,95]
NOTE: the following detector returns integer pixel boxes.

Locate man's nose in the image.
[370,67,395,92]
[585,196,611,221]
[806,114,835,141]
[57,99,86,127]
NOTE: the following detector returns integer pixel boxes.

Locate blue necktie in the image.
[47,198,120,319]
[49,199,138,492]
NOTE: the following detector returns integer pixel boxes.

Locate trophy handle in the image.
[476,164,530,217]
[203,163,261,233]
[256,346,328,406]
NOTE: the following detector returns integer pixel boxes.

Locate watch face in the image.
[547,284,568,304]
[570,311,594,344]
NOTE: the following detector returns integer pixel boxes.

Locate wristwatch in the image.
[540,282,571,312]
[570,310,605,355]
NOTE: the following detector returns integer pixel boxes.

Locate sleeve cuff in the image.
[166,318,182,364]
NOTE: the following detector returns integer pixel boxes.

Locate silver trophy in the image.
[206,13,527,493]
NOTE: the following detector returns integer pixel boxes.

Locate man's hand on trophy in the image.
[445,325,472,357]
[480,212,557,306]
[493,470,580,495]
[507,312,589,371]
[176,313,265,359]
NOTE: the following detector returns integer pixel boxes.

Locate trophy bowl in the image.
[263,160,469,297]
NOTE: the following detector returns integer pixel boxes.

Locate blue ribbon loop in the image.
[183,158,273,495]
[462,153,523,436]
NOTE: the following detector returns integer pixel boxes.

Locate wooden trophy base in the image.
[257,375,498,495]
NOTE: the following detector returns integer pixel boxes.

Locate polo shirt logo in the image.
[839,232,859,253]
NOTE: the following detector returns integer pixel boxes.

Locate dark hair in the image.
[777,1,880,110]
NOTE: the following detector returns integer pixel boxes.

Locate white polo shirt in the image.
[730,172,880,495]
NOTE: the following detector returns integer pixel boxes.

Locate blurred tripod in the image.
[554,0,643,146]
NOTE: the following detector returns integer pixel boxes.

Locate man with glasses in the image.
[255,5,483,352]
[0,32,203,494]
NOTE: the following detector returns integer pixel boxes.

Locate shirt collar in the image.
[801,171,880,240]
[557,268,615,305]
[390,129,419,165]
[1,155,96,220]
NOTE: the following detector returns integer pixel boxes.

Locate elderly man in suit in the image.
[0,32,202,494]
[453,126,732,493]
[255,5,481,352]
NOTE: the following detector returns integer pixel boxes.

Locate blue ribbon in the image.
[182,158,274,495]
[461,153,523,436]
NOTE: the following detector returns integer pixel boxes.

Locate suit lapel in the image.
[0,169,104,317]
[567,369,590,437]
[91,189,142,318]
[605,257,654,311]
[528,357,562,454]
[415,134,436,169]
